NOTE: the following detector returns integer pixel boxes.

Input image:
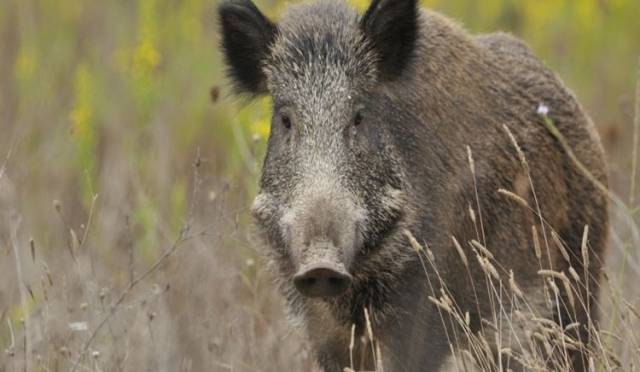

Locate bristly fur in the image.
[265,0,379,104]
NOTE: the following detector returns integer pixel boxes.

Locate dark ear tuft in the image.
[218,0,277,95]
[360,0,418,80]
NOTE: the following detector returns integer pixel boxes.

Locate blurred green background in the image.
[0,0,639,371]
[1,0,638,222]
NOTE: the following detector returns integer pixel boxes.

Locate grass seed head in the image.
[470,239,495,260]
[451,236,469,267]
[403,229,423,253]
[569,266,581,282]
[498,188,530,208]
[468,204,477,224]
[467,145,475,176]
[531,225,542,260]
[581,225,590,270]
[551,231,571,263]
[503,124,529,170]
[509,269,524,299]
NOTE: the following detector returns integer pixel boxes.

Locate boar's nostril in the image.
[299,277,317,286]
[293,266,352,298]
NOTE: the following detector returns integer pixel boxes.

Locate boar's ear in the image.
[218,0,277,95]
[360,0,418,80]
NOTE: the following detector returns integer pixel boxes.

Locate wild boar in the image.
[218,0,608,370]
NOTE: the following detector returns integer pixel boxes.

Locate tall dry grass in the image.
[3,78,639,372]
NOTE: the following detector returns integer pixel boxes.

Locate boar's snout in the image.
[284,195,362,298]
[293,262,352,298]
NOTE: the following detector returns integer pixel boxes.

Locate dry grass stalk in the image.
[599,330,623,342]
[532,225,542,260]
[349,323,355,370]
[451,236,469,267]
[364,307,374,342]
[439,289,455,310]
[537,269,567,281]
[623,300,640,320]
[70,154,203,371]
[467,145,475,176]
[569,266,581,283]
[502,124,530,171]
[605,347,623,368]
[476,254,500,281]
[581,225,590,270]
[468,205,477,224]
[550,231,571,263]
[460,349,475,364]
[481,318,498,331]
[546,278,560,297]
[498,188,530,208]
[532,317,560,330]
[470,239,495,260]
[428,296,453,314]
[364,307,377,368]
[9,217,30,372]
[564,322,581,332]
[73,229,192,371]
[477,334,495,363]
[375,340,384,372]
[509,269,525,299]
[403,229,423,253]
[425,247,436,263]
[561,277,576,310]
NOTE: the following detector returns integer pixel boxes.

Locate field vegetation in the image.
[0,0,639,371]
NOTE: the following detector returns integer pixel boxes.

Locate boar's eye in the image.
[281,113,292,130]
[353,111,363,127]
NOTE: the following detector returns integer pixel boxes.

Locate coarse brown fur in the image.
[219,0,609,371]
